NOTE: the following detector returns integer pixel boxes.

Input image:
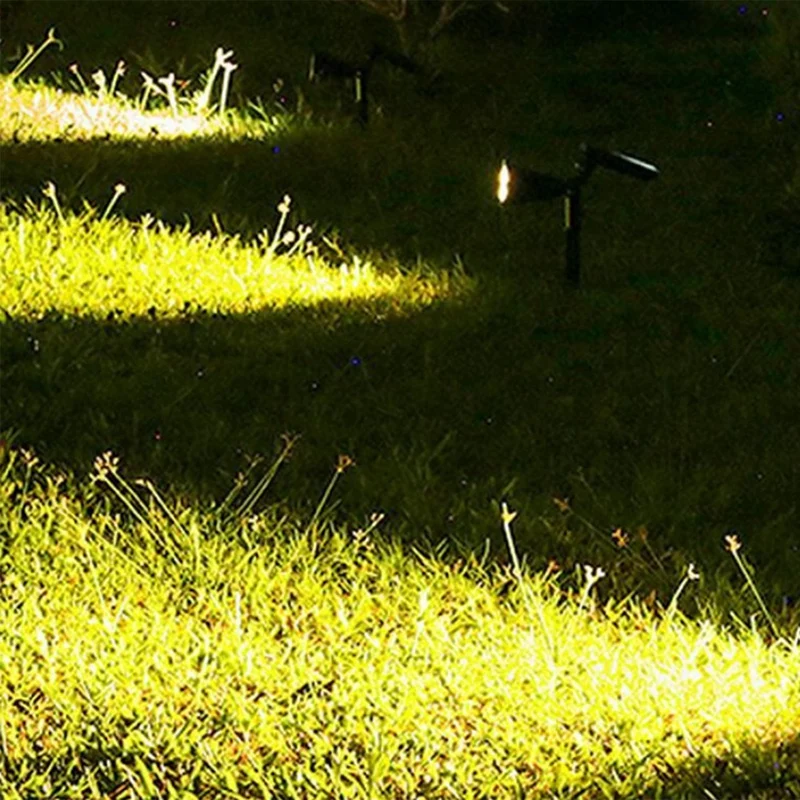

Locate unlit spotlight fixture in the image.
[309,45,420,126]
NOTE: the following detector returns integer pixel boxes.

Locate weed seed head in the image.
[501,502,517,526]
[725,533,742,554]
[552,497,570,513]
[545,559,561,577]
[336,454,355,474]
[20,448,39,468]
[93,451,120,479]
[91,70,106,92]
[583,564,606,584]
[611,527,629,548]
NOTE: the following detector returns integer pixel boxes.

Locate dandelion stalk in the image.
[139,71,161,110]
[196,48,225,114]
[135,478,188,539]
[42,182,64,224]
[68,62,89,95]
[231,433,299,521]
[268,196,292,259]
[219,60,238,115]
[196,47,234,114]
[18,448,40,502]
[109,60,126,97]
[92,454,149,527]
[91,68,107,100]
[665,562,700,624]
[159,73,179,117]
[92,454,184,566]
[577,563,606,614]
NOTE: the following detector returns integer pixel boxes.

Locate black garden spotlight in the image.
[309,45,420,127]
[497,143,659,287]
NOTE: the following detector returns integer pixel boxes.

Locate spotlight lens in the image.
[497,160,510,203]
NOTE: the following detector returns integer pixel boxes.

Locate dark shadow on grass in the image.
[0,125,503,268]
[3,254,799,602]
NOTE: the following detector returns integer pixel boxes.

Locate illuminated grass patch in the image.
[0,193,470,321]
[1,450,799,799]
[2,12,800,796]
[0,74,213,141]
[0,38,288,143]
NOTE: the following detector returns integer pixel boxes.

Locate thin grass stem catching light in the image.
[100,183,127,221]
[307,454,355,533]
[577,563,606,614]
[109,60,126,97]
[68,62,90,94]
[219,60,238,115]
[10,28,62,82]
[41,181,64,223]
[664,562,700,624]
[501,502,557,665]
[725,533,781,640]
[159,73,179,117]
[231,434,299,521]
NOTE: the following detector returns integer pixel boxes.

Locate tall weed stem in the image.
[10,28,62,82]
[227,434,298,521]
[665,563,700,624]
[725,534,781,640]
[307,455,354,533]
[501,503,557,665]
[42,182,64,224]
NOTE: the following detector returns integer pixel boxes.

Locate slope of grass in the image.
[1,450,799,799]
[0,194,468,319]
[1,3,800,795]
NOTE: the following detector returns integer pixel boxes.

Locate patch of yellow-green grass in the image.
[1,38,284,144]
[0,195,471,322]
[1,448,798,799]
[0,72,221,142]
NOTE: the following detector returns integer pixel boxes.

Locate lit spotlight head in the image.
[496,160,569,204]
[581,144,659,182]
[497,160,511,203]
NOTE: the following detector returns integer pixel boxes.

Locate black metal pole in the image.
[564,185,582,287]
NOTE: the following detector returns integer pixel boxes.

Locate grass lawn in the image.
[1,1,799,796]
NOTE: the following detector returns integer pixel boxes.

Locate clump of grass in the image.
[1,445,799,798]
[0,187,471,321]
[2,35,280,142]
[1,70,214,141]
